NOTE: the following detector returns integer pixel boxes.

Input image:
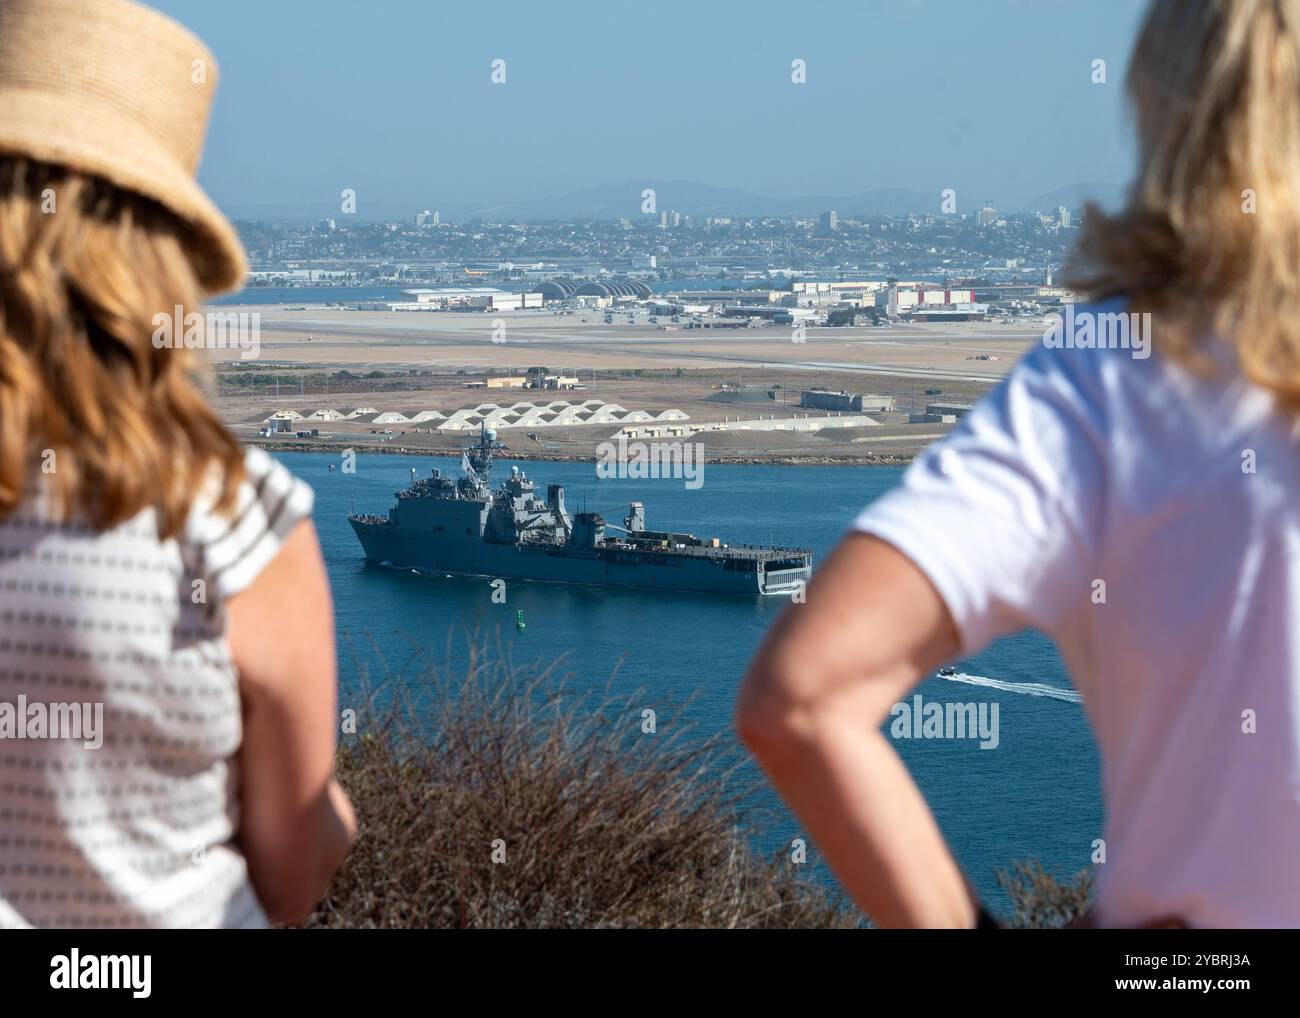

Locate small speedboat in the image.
[938,666,956,678]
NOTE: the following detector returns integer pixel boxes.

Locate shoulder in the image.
[184,447,315,604]
[982,297,1169,449]
[1026,296,1153,387]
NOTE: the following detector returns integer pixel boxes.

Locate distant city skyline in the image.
[153,0,1145,218]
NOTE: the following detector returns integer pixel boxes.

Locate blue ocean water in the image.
[213,286,406,305]
[277,450,1103,908]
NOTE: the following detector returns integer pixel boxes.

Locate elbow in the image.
[247,789,357,926]
[737,647,887,767]
[259,884,325,927]
[253,830,354,926]
[734,683,782,756]
[735,659,811,766]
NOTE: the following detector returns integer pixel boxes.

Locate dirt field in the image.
[216,303,1040,377]
[212,305,1042,463]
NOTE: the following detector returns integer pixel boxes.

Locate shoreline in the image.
[253,439,916,467]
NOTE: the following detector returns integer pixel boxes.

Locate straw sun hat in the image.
[0,0,245,293]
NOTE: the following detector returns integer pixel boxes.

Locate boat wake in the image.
[942,671,1082,704]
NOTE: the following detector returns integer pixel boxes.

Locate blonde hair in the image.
[1068,0,1300,407]
[0,157,243,536]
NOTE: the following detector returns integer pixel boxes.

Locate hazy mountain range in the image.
[224,180,1127,224]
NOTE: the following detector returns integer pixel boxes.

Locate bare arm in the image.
[227,519,356,924]
[735,533,976,928]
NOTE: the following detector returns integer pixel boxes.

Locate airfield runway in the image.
[211,305,1044,463]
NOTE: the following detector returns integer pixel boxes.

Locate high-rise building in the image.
[977,206,998,227]
[818,210,838,234]
[1057,205,1072,229]
[415,209,434,227]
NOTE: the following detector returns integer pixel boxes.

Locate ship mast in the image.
[462,425,503,493]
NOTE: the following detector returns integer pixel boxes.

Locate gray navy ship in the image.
[348,428,812,595]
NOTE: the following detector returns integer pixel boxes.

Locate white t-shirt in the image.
[854,298,1300,928]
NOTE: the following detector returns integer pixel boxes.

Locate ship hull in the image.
[349,518,807,596]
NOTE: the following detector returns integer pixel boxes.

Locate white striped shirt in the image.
[0,447,313,928]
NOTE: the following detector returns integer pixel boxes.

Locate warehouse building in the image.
[925,402,974,418]
[388,287,542,311]
[261,399,690,435]
[800,389,895,413]
[620,414,879,439]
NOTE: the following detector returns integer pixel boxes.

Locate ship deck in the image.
[605,540,810,563]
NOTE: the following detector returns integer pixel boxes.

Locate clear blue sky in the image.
[152,0,1145,214]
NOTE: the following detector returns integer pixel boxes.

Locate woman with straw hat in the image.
[0,0,354,928]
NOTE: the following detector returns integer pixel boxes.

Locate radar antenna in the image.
[461,424,504,491]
